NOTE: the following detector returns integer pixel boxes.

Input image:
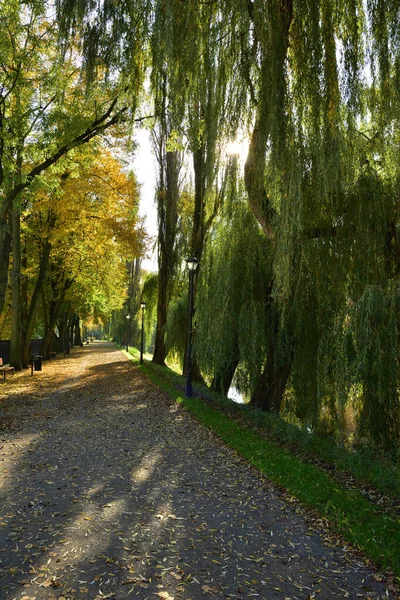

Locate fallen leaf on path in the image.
[201,585,219,595]
[42,578,62,588]
[156,592,174,600]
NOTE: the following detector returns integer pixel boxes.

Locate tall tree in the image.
[0,0,137,320]
[227,0,400,444]
[196,157,273,396]
[150,4,185,364]
[20,146,144,360]
[151,129,182,365]
[151,0,240,375]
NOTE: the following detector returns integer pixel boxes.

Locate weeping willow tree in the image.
[150,133,182,365]
[149,0,188,365]
[183,2,240,264]
[195,157,273,396]
[226,0,400,447]
[149,0,243,377]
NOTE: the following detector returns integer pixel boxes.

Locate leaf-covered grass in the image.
[137,356,400,578]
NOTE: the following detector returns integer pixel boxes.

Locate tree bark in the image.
[73,314,82,346]
[10,207,22,370]
[68,313,74,346]
[153,270,168,364]
[212,355,239,396]
[153,150,181,365]
[21,237,29,368]
[250,343,292,412]
[243,1,294,412]
[22,236,52,367]
[41,279,73,357]
[181,145,209,381]
[0,212,11,316]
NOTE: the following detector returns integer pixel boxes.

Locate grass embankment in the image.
[127,348,400,578]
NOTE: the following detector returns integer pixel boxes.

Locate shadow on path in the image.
[0,343,394,599]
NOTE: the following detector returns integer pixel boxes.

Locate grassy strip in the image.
[141,360,400,501]
[140,361,400,577]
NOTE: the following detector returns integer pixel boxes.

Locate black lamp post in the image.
[125,314,130,352]
[185,257,198,397]
[140,301,146,364]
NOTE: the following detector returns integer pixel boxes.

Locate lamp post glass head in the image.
[140,301,146,310]
[186,257,198,272]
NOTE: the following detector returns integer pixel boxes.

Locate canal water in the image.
[228,386,244,404]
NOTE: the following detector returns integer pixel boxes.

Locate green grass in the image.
[138,357,400,502]
[134,356,400,578]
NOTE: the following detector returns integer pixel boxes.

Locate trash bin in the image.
[34,355,43,371]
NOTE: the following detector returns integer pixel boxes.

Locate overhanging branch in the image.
[3,99,132,214]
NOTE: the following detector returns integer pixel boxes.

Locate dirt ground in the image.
[0,342,396,600]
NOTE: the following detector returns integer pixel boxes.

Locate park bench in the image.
[0,357,15,381]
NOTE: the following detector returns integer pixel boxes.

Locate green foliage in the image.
[260,0,400,449]
[140,272,158,345]
[276,159,400,447]
[348,285,399,450]
[164,294,188,369]
[55,0,147,95]
[195,169,273,392]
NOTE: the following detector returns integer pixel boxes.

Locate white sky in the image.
[132,129,158,270]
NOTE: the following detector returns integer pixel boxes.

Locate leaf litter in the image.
[0,342,398,599]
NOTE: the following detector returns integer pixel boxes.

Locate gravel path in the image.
[0,343,395,600]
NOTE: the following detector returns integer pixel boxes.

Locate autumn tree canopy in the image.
[0,0,146,366]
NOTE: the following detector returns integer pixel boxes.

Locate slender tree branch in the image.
[3,98,131,214]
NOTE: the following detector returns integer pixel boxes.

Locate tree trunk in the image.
[41,280,72,357]
[243,1,293,411]
[191,356,204,383]
[74,314,82,346]
[250,342,292,412]
[153,149,180,365]
[59,314,69,354]
[212,355,239,396]
[181,146,207,380]
[191,146,206,260]
[68,313,74,346]
[22,237,52,367]
[42,310,59,358]
[21,241,29,368]
[0,212,11,317]
[153,278,167,364]
[10,207,22,370]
